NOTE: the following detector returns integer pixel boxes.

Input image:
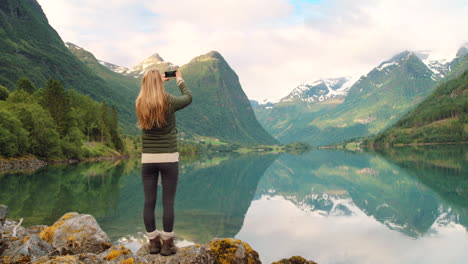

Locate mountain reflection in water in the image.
[0,145,466,264]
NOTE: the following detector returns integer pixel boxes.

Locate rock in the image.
[30,253,104,264]
[0,204,8,226]
[29,245,149,264]
[272,255,318,264]
[98,245,148,264]
[0,204,6,255]
[207,238,261,264]
[0,207,316,264]
[26,225,48,236]
[0,157,47,172]
[1,218,30,258]
[1,218,28,238]
[38,212,111,255]
[1,233,56,263]
[136,238,260,264]
[137,241,213,264]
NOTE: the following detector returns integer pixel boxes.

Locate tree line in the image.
[0,77,127,159]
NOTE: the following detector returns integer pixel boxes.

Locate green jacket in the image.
[141,78,192,153]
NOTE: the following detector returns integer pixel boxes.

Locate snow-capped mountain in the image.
[100,53,178,78]
[415,50,452,79]
[280,77,355,103]
[455,42,468,58]
[124,53,178,77]
[97,60,129,74]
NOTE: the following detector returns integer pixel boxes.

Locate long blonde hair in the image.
[136,69,168,129]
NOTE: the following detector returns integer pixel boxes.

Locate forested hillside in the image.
[0,77,127,160]
[365,70,468,145]
[0,0,138,134]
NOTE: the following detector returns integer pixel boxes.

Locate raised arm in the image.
[170,76,192,111]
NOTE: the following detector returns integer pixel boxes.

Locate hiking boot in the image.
[160,231,178,256]
[146,229,161,254]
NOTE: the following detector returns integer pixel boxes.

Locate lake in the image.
[0,144,467,264]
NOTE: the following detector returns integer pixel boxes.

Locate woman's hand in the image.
[175,69,182,78]
[161,73,170,82]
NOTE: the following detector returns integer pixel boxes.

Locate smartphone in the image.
[164,70,177,78]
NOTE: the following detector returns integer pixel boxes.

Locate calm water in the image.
[1,145,467,264]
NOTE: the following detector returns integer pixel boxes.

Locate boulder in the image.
[29,245,149,264]
[1,217,31,259]
[38,212,111,255]
[26,225,48,236]
[0,204,8,226]
[0,204,7,256]
[30,253,104,264]
[1,218,28,238]
[98,245,148,264]
[272,256,318,264]
[136,238,260,264]
[137,242,213,264]
[1,233,56,263]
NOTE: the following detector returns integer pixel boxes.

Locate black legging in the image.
[141,162,179,233]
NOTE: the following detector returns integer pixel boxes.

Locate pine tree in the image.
[15,77,36,94]
[99,102,109,143]
[0,85,9,100]
[109,105,123,150]
[40,79,72,135]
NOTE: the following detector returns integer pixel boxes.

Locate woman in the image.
[135,68,192,255]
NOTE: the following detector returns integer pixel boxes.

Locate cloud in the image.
[37,0,468,101]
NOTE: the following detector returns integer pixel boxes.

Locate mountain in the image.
[280,77,353,103]
[68,43,278,145]
[65,41,140,104]
[97,60,130,76]
[253,50,454,146]
[252,76,354,143]
[448,43,468,78]
[162,51,279,145]
[101,53,178,78]
[0,0,277,145]
[366,70,468,145]
[0,0,138,134]
[415,50,451,79]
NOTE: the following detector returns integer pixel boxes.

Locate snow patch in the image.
[377,61,399,71]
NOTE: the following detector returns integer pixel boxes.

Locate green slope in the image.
[447,45,468,78]
[0,0,138,134]
[163,51,279,145]
[367,70,468,145]
[252,100,343,143]
[66,42,140,99]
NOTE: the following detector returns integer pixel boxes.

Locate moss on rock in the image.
[39,212,78,243]
[272,255,318,264]
[103,245,132,261]
[208,238,261,264]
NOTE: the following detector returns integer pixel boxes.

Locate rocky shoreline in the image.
[0,204,317,264]
[0,155,129,174]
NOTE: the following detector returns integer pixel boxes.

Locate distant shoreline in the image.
[319,141,468,149]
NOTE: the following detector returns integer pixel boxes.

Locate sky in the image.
[37,0,468,101]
